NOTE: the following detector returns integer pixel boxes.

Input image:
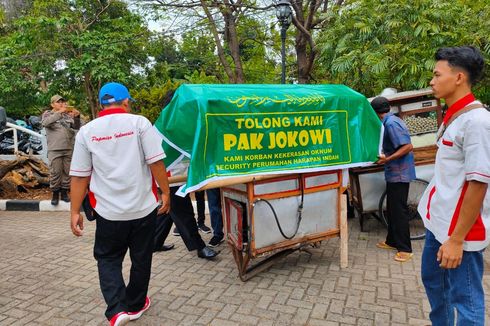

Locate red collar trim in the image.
[443,93,475,124]
[98,108,127,117]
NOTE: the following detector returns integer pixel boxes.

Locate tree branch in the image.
[305,0,317,30]
[140,0,272,10]
[83,0,113,31]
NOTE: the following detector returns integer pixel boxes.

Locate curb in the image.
[0,200,70,211]
[0,200,208,213]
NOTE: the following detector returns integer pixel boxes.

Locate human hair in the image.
[435,46,485,86]
[101,100,124,109]
[162,90,175,108]
[370,96,390,114]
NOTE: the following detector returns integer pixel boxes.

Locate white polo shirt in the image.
[70,108,165,221]
[418,100,490,251]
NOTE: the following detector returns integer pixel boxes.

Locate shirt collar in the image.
[382,112,394,124]
[98,108,127,117]
[443,93,475,124]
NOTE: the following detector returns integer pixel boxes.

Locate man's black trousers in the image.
[94,209,156,320]
[385,182,412,253]
[195,190,206,226]
[154,186,206,252]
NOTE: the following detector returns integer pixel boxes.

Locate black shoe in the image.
[197,246,219,259]
[154,244,175,252]
[60,189,70,203]
[172,227,180,236]
[208,235,224,248]
[198,224,211,234]
[51,191,59,206]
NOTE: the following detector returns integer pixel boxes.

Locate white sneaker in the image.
[109,312,130,326]
[128,296,151,321]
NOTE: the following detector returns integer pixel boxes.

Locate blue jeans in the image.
[421,230,485,326]
[206,188,224,238]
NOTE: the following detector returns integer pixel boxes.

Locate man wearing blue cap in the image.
[69,82,171,326]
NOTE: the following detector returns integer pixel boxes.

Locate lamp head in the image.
[276,0,292,27]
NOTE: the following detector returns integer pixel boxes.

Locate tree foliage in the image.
[2,0,490,121]
[132,80,180,123]
[0,0,150,119]
[138,0,279,84]
[316,0,490,101]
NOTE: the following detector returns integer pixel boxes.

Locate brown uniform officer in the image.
[41,95,80,205]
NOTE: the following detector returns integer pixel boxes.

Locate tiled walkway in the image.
[1,211,489,325]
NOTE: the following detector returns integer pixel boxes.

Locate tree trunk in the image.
[290,0,327,84]
[295,34,310,84]
[222,0,244,83]
[83,73,98,119]
[0,157,27,180]
[200,0,236,83]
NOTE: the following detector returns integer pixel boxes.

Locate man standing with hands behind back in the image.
[42,95,80,205]
[69,82,171,326]
[418,46,490,325]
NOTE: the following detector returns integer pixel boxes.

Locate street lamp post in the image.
[276,0,292,84]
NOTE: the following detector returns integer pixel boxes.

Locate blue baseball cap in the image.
[99,82,135,105]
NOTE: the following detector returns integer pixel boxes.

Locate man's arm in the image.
[70,176,90,236]
[438,180,488,269]
[41,110,64,127]
[376,143,413,165]
[149,160,171,215]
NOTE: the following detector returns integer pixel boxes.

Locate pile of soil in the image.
[0,186,52,200]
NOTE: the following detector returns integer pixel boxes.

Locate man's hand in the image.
[375,153,387,165]
[437,238,463,269]
[67,108,80,118]
[71,212,84,237]
[158,193,171,215]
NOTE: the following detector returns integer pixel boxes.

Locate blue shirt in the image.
[382,113,416,183]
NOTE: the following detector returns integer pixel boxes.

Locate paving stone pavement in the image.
[0,211,489,326]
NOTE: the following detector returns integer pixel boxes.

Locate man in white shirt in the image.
[69,82,171,326]
[418,46,489,325]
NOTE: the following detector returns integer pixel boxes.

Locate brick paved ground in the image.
[0,211,489,326]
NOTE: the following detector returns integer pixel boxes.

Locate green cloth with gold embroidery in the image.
[154,84,381,194]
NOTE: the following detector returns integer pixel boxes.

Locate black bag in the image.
[82,194,96,221]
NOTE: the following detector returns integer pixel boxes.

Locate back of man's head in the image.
[99,82,134,109]
[162,90,175,108]
[370,96,391,114]
[435,46,485,86]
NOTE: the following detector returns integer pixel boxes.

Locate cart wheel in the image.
[377,191,389,229]
[378,178,428,240]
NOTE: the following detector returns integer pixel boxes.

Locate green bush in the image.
[132,80,180,123]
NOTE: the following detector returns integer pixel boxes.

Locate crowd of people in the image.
[34,45,488,326]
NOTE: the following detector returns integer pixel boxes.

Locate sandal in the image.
[376,241,396,250]
[394,252,413,262]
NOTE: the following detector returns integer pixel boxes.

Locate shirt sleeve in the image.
[464,114,490,183]
[386,120,411,149]
[139,118,166,165]
[69,130,92,177]
[41,111,62,128]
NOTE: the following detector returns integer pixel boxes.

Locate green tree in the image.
[144,31,221,84]
[288,0,346,84]
[139,0,279,84]
[0,0,150,118]
[316,0,490,101]
[132,80,180,123]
